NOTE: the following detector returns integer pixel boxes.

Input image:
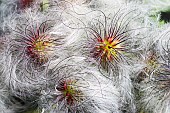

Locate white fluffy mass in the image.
[0,0,169,113]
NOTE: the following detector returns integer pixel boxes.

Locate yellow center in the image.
[63,81,76,96]
[34,38,54,56]
[100,39,121,60]
[147,59,158,69]
[35,40,46,51]
[144,54,160,74]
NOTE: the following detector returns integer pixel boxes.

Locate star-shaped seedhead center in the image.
[33,37,54,55]
[55,79,84,106]
[93,36,124,65]
[144,52,160,74]
[26,34,54,65]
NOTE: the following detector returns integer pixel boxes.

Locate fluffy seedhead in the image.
[40,56,120,113]
[24,22,54,65]
[42,64,90,113]
[55,78,85,108]
[83,9,139,74]
[140,40,170,113]
[10,20,61,71]
[135,44,160,84]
